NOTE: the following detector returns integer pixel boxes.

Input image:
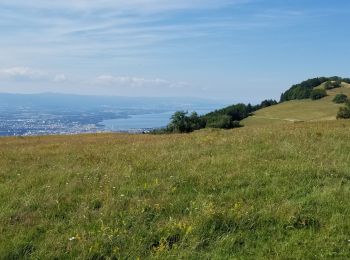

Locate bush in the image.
[333,94,348,104]
[310,89,327,100]
[324,81,342,90]
[337,102,350,119]
[206,115,240,129]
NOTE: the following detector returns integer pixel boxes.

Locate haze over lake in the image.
[0,93,227,136]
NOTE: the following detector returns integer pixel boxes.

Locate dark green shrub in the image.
[204,103,251,123]
[337,103,350,119]
[324,81,332,90]
[259,99,278,108]
[166,111,206,133]
[333,94,348,104]
[324,81,342,90]
[206,115,240,129]
[310,89,327,100]
[333,81,342,88]
[280,76,349,102]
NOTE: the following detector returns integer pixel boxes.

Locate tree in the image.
[168,111,189,133]
[280,77,349,102]
[310,89,327,100]
[324,81,332,90]
[259,99,278,108]
[188,112,206,131]
[333,94,348,104]
[206,115,240,129]
[324,81,342,90]
[167,111,206,133]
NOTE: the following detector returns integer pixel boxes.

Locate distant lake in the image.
[0,93,228,136]
[101,109,214,132]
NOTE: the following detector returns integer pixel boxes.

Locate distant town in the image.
[0,93,224,136]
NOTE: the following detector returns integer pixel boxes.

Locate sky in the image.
[0,0,350,102]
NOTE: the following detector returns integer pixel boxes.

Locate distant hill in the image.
[242,82,350,127]
[280,76,350,102]
[160,77,350,133]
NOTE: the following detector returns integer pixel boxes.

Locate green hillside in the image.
[2,121,350,258]
[242,83,350,127]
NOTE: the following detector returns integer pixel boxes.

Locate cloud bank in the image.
[95,75,187,89]
[0,66,187,93]
[0,67,46,80]
[0,67,69,83]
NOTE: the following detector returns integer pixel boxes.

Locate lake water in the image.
[0,93,228,136]
[101,109,213,132]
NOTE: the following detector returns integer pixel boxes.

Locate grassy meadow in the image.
[242,84,350,127]
[1,120,350,258]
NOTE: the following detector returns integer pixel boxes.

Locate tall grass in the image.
[1,121,350,258]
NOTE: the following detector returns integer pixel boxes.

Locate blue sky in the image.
[0,0,350,102]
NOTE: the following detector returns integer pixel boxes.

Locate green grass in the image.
[242,84,350,127]
[1,121,350,258]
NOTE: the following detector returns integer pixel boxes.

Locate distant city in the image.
[0,93,226,136]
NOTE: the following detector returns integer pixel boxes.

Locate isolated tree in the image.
[167,111,206,133]
[333,93,348,104]
[168,111,189,133]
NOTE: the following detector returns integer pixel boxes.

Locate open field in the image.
[1,121,350,258]
[242,84,350,127]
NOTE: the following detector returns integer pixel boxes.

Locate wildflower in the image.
[69,237,76,241]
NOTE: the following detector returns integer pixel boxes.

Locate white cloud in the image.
[0,67,46,80]
[0,0,258,63]
[0,67,69,83]
[0,67,187,91]
[53,74,67,82]
[4,0,242,13]
[95,75,187,89]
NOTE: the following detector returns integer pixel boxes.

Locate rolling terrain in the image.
[1,120,350,258]
[242,83,350,127]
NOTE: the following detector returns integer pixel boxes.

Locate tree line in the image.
[154,76,350,134]
[280,77,350,102]
[154,99,277,134]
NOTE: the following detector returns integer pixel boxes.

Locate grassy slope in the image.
[242,83,350,127]
[1,121,350,258]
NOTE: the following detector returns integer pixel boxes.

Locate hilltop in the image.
[160,77,350,133]
[243,81,350,127]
